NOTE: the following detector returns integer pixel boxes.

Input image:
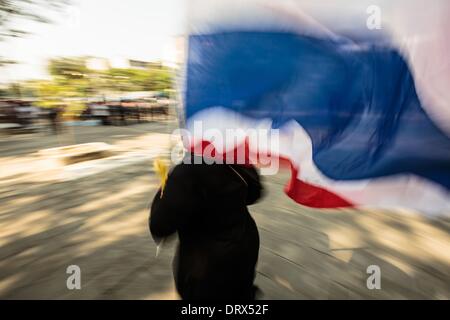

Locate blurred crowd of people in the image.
[0,99,44,131]
[81,98,170,126]
[0,96,171,134]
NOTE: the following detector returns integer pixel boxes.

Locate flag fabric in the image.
[181,0,450,216]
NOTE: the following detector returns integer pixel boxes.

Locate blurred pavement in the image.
[0,122,449,299]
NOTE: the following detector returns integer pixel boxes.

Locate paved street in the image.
[0,122,449,299]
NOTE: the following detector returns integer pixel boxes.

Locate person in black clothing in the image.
[149,154,263,300]
[48,106,62,134]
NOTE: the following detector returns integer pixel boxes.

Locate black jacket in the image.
[149,156,263,299]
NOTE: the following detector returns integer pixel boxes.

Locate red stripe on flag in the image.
[188,140,354,208]
[285,165,354,208]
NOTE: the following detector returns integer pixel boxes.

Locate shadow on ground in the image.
[0,128,449,299]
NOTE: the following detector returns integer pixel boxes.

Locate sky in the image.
[0,0,186,83]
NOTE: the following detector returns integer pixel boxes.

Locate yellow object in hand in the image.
[153,158,168,197]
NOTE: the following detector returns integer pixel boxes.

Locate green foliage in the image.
[3,56,174,119]
[45,57,174,95]
[103,66,173,92]
[48,57,90,80]
[145,68,173,91]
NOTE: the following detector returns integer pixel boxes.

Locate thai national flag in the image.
[181,0,450,216]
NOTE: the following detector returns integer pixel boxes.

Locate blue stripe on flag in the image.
[185,31,450,189]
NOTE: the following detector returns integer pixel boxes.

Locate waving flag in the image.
[181,0,450,216]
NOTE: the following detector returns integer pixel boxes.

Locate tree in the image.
[48,57,89,80]
[0,0,70,65]
[144,67,173,91]
[104,66,173,92]
[47,57,95,96]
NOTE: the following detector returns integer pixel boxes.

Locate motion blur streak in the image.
[183,0,450,216]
